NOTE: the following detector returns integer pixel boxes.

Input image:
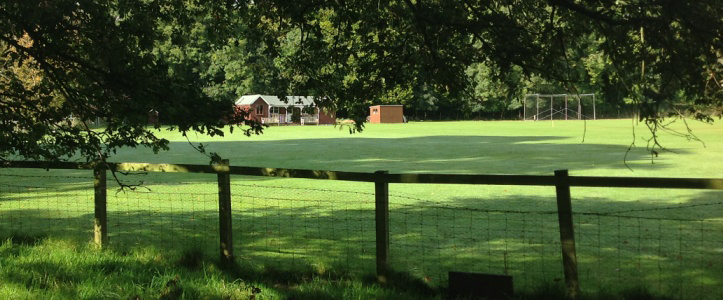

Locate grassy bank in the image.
[0,236,443,299]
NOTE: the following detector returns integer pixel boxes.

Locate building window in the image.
[256,105,264,115]
[270,107,280,114]
[373,108,379,114]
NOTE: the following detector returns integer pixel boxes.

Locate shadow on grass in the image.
[2,135,678,188]
[0,232,685,300]
[0,134,696,206]
[1,185,721,299]
[2,232,47,245]
[0,233,440,300]
[156,135,676,174]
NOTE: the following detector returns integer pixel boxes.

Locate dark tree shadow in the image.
[1,186,720,299]
[107,135,677,174]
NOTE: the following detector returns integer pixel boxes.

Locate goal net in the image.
[523,94,596,121]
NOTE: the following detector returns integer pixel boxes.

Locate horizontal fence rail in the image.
[4,160,723,190]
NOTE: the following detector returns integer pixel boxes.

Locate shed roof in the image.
[235,95,316,107]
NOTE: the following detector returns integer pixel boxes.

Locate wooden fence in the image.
[4,160,723,299]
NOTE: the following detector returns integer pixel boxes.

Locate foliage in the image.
[0,0,262,165]
[247,0,723,127]
[2,0,722,162]
[467,63,525,119]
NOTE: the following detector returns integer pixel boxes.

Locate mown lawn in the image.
[1,119,722,299]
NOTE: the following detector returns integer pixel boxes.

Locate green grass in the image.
[0,236,435,300]
[1,119,722,299]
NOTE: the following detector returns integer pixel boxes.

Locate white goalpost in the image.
[523,93,596,121]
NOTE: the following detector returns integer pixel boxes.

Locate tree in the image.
[2,0,722,164]
[1,0,262,166]
[467,63,526,119]
[249,0,723,149]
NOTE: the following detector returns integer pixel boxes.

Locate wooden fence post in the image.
[375,170,390,283]
[555,170,580,299]
[217,159,234,265]
[93,165,108,248]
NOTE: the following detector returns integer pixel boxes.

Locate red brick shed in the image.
[369,105,404,123]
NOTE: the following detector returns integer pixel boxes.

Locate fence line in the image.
[2,160,723,299]
[5,160,723,189]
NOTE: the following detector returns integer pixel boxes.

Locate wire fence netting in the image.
[0,171,221,253]
[0,174,94,243]
[572,187,723,299]
[1,170,722,299]
[231,182,376,274]
[388,184,562,289]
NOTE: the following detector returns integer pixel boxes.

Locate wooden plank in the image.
[228,166,376,182]
[3,160,95,170]
[217,159,234,264]
[569,176,723,190]
[93,165,108,248]
[113,162,221,174]
[5,160,723,190]
[555,170,580,299]
[387,173,556,186]
[375,170,390,283]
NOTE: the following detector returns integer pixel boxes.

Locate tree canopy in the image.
[2,0,722,163]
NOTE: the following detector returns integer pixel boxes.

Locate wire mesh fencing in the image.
[0,170,379,274]
[231,181,376,274]
[102,173,225,256]
[1,167,722,299]
[106,188,220,254]
[0,171,223,254]
[572,189,723,299]
[387,185,563,289]
[0,172,94,243]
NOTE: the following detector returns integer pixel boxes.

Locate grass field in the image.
[1,119,722,299]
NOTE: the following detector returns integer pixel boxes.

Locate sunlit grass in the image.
[1,119,722,299]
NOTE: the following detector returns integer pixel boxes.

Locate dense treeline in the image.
[146,1,720,122]
[2,0,721,162]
